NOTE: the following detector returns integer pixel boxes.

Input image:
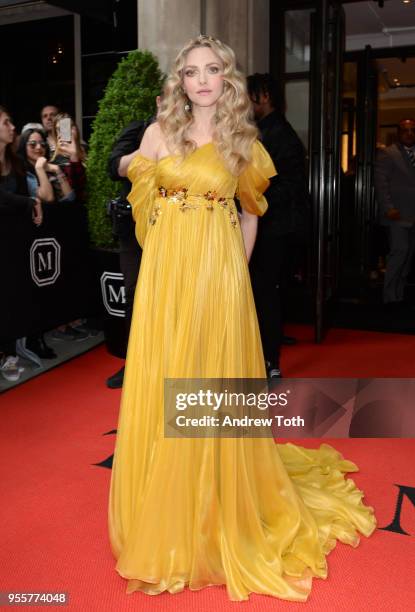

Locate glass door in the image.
[308,0,345,342]
[354,46,378,280]
[271,0,346,342]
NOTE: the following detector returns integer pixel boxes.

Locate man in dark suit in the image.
[375,118,415,306]
[247,73,308,378]
[106,118,152,388]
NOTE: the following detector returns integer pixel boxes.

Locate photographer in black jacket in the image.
[106,118,152,388]
[247,74,309,379]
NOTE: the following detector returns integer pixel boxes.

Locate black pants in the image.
[383,223,415,303]
[250,232,293,367]
[119,230,142,356]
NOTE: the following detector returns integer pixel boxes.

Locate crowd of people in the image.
[0,104,91,383]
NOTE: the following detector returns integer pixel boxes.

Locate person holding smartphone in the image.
[17,127,75,204]
[49,114,90,342]
[50,113,87,203]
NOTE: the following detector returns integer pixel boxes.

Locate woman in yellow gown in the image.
[108,35,376,602]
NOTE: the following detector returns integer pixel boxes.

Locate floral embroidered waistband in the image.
[151,187,238,227]
[157,187,233,204]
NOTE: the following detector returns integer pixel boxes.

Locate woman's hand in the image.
[32,197,43,226]
[35,162,55,203]
[58,132,78,162]
[35,156,48,171]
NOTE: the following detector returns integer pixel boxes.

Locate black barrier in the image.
[89,247,127,358]
[0,203,99,343]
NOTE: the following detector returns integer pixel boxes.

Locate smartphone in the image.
[59,117,72,142]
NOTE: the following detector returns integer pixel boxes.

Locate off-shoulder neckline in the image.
[136,141,214,165]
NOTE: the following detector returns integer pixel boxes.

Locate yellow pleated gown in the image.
[108,140,376,601]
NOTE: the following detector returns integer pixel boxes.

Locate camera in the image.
[107,196,133,238]
[107,196,132,218]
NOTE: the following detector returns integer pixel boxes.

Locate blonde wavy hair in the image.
[158,35,257,176]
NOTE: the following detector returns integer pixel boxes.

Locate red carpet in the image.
[0,326,414,611]
[282,324,415,377]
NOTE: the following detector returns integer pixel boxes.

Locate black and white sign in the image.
[1,204,95,340]
[30,238,61,287]
[100,271,126,318]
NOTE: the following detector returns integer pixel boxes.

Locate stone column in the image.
[138,0,202,73]
[247,0,269,75]
[205,0,248,71]
[138,0,269,75]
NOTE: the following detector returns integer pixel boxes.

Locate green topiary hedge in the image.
[86,50,164,247]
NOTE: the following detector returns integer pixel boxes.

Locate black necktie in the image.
[406,148,415,167]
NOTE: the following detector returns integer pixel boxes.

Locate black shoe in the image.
[26,335,57,359]
[51,327,89,341]
[281,335,297,346]
[72,323,100,337]
[106,366,125,389]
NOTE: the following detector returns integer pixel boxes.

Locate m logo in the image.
[380,484,415,536]
[30,238,61,286]
[100,271,126,318]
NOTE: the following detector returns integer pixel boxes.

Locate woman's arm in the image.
[65,162,86,202]
[118,122,160,177]
[108,121,147,180]
[57,168,75,199]
[55,139,86,202]
[240,209,258,262]
[35,157,54,202]
[118,148,141,177]
[32,197,43,226]
[47,163,74,199]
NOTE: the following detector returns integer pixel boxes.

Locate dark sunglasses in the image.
[27,140,46,148]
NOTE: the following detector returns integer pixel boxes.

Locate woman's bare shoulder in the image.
[144,121,162,139]
[140,122,165,161]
